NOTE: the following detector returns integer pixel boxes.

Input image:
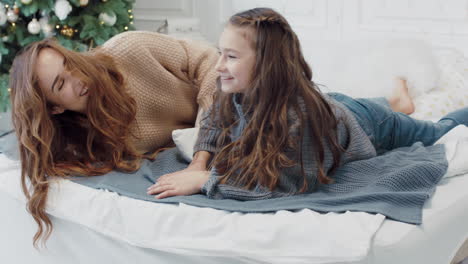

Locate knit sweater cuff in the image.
[201,172,221,199]
[193,143,217,154]
[193,124,220,154]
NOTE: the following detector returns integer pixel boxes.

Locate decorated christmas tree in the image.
[0,0,135,112]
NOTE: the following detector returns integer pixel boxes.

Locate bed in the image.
[1,39,468,264]
[0,127,468,264]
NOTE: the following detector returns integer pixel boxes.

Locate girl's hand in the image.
[146,170,210,199]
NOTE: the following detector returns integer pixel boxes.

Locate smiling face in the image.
[215,24,256,94]
[35,48,89,114]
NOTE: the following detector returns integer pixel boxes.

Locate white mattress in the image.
[1,127,468,264]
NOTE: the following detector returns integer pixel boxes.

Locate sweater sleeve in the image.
[193,105,220,154]
[102,31,218,110]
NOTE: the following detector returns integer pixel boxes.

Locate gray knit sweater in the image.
[194,94,377,200]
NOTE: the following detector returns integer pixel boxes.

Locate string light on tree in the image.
[79,0,89,6]
[128,9,133,26]
[21,0,33,5]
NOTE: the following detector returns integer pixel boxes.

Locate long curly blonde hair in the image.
[10,39,143,247]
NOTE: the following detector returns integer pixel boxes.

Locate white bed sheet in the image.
[1,127,468,264]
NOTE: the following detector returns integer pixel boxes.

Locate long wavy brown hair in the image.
[10,39,144,247]
[211,8,343,192]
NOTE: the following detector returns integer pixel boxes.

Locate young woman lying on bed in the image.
[147,7,468,200]
[9,31,220,245]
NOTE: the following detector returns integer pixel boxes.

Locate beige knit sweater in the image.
[100,31,218,153]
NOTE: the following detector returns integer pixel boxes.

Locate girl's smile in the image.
[215,24,256,94]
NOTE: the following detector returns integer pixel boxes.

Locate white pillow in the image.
[435,48,468,93]
[411,48,468,120]
[411,90,455,120]
[172,127,200,162]
[305,38,439,99]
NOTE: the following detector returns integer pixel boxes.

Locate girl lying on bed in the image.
[9,31,219,245]
[147,7,468,199]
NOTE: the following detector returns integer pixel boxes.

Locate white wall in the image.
[132,0,468,56]
[217,0,468,55]
[133,0,194,31]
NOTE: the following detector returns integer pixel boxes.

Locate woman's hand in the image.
[146,169,210,199]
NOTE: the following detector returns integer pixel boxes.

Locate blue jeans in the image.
[328,93,468,154]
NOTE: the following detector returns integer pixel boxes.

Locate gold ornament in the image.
[60,25,74,38]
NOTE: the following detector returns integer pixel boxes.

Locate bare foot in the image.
[387,78,415,115]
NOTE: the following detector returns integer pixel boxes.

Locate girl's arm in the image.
[189,150,212,170]
[147,106,220,198]
[146,151,212,199]
[147,170,210,199]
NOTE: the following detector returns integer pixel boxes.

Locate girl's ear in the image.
[51,106,65,115]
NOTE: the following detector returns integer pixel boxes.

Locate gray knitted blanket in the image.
[72,142,447,224]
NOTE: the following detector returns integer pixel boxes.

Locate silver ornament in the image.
[54,0,72,21]
[6,9,18,23]
[99,11,117,26]
[27,18,41,34]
